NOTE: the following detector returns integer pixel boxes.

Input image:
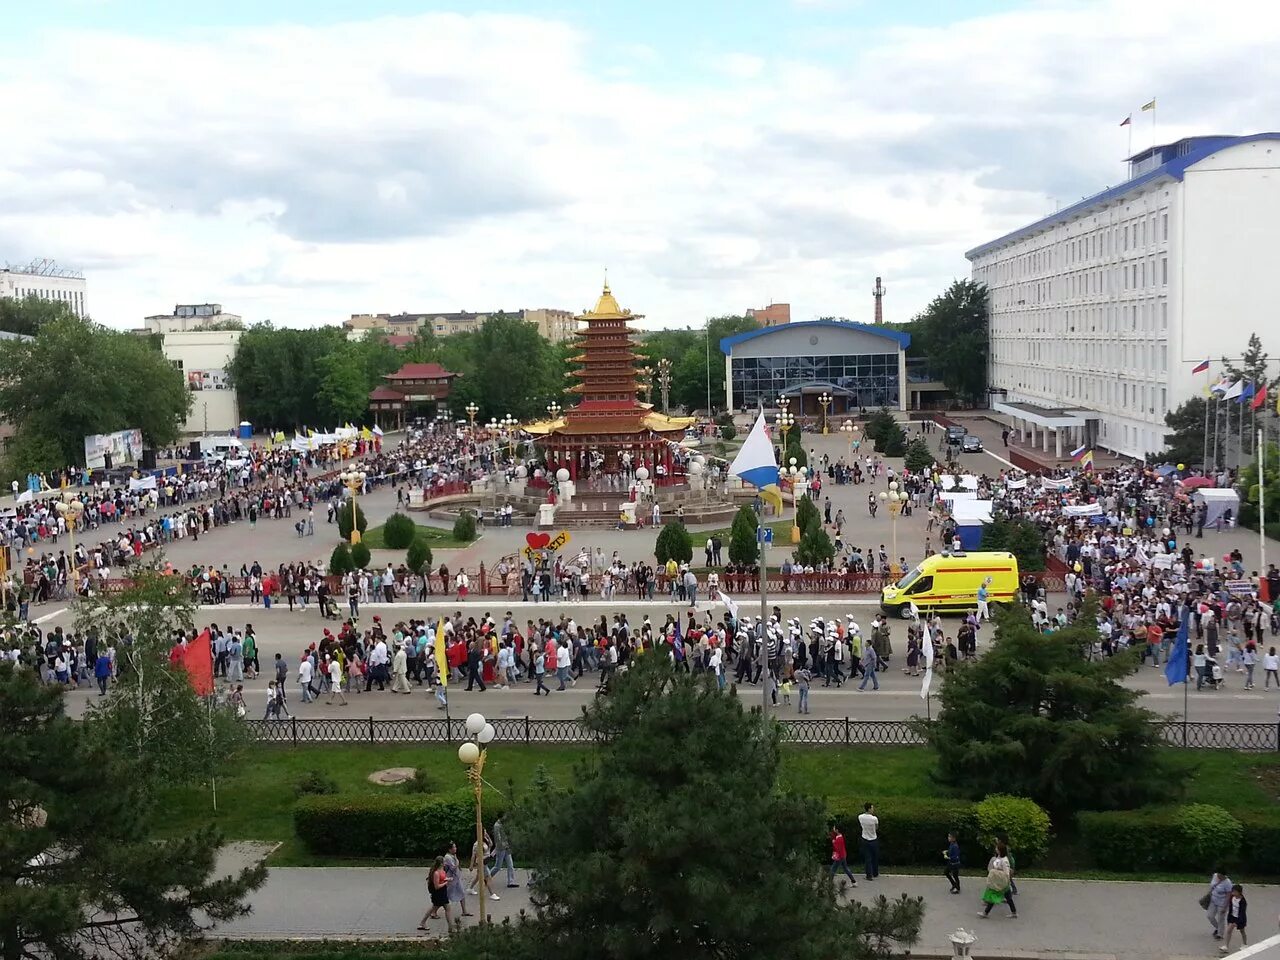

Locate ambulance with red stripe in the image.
[880,551,1019,619]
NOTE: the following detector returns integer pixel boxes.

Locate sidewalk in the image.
[210,846,1275,960]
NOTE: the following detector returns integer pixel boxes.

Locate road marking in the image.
[33,607,69,624]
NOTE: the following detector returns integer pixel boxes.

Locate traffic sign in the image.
[757,526,773,544]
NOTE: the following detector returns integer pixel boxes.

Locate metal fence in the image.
[244,716,1280,751]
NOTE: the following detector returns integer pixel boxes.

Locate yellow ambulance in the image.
[880,551,1020,619]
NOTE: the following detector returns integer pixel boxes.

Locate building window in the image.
[1162,213,1168,241]
[1161,257,1167,285]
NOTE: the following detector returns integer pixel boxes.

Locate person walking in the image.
[978,841,1017,919]
[1265,646,1280,688]
[1206,869,1233,941]
[794,665,812,714]
[325,655,348,706]
[533,645,549,696]
[488,815,519,888]
[1221,884,1248,954]
[857,802,880,880]
[418,856,451,931]
[943,831,962,894]
[858,648,881,691]
[444,842,472,926]
[829,825,857,888]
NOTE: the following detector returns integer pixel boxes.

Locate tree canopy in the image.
[904,280,989,406]
[0,314,190,474]
[641,316,757,413]
[0,293,76,337]
[508,655,924,960]
[919,600,1180,814]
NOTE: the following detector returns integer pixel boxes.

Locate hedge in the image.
[1079,805,1279,873]
[294,790,505,860]
[821,796,988,868]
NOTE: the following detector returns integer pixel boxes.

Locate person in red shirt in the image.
[830,826,857,886]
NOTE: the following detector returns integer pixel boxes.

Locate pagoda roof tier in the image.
[522,411,693,438]
[568,352,643,362]
[575,282,645,322]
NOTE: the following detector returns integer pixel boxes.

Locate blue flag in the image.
[1165,607,1190,686]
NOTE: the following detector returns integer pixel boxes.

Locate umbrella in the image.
[1179,476,1214,490]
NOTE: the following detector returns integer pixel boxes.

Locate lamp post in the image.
[639,365,655,404]
[818,391,832,435]
[879,481,903,566]
[775,398,795,459]
[786,460,807,544]
[841,419,859,460]
[55,496,84,594]
[458,712,497,924]
[465,402,479,431]
[501,414,519,459]
[486,419,500,464]
[656,358,673,413]
[339,469,367,544]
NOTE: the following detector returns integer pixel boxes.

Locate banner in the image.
[720,590,739,622]
[84,429,143,470]
[128,475,158,492]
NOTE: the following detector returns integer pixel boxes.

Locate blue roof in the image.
[965,133,1280,260]
[719,319,910,356]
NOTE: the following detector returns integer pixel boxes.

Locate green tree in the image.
[904,437,935,472]
[0,662,265,960]
[452,509,478,543]
[0,293,76,336]
[784,431,807,470]
[508,655,924,960]
[77,562,247,789]
[316,344,375,426]
[445,313,563,421]
[1220,333,1279,457]
[329,542,355,574]
[909,280,989,406]
[350,541,372,569]
[863,407,897,446]
[653,520,693,564]
[0,315,191,471]
[918,600,1180,814]
[1239,440,1280,533]
[795,494,820,535]
[668,316,757,413]
[794,525,835,567]
[337,500,367,541]
[226,323,348,429]
[727,504,759,565]
[1156,396,1209,465]
[406,535,434,574]
[382,511,417,549]
[979,518,1046,572]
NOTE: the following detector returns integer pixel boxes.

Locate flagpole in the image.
[1201,382,1210,471]
[1259,426,1267,574]
[759,527,770,721]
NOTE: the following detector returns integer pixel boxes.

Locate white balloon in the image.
[635,467,650,480]
[465,712,486,735]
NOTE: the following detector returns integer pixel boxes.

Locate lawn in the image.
[360,522,472,551]
[699,518,793,544]
[159,742,1280,869]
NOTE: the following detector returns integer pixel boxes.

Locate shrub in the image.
[294,769,339,798]
[1173,803,1243,867]
[795,495,820,536]
[794,526,834,568]
[406,536,433,575]
[821,796,982,867]
[654,520,693,564]
[973,794,1051,866]
[337,500,367,541]
[719,423,736,441]
[784,434,807,470]
[399,771,439,795]
[350,541,372,569]
[382,512,417,549]
[877,423,907,457]
[727,504,759,565]
[328,543,354,575]
[294,792,505,860]
[1236,810,1280,873]
[452,510,477,543]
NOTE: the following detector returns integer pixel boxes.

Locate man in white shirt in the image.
[857,802,880,880]
[298,657,315,703]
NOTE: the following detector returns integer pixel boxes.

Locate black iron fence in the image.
[244,716,1280,751]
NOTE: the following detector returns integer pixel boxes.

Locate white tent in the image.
[1192,488,1240,528]
[950,499,994,524]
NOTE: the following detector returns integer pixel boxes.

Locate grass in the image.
[699,518,793,544]
[360,523,472,551]
[160,743,1280,869]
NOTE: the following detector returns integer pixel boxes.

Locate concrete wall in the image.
[162,330,242,435]
[729,324,899,359]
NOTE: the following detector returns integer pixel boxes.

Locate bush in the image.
[863,407,897,446]
[350,541,372,569]
[654,520,693,564]
[337,500,367,541]
[1236,810,1280,873]
[452,509,477,543]
[727,504,759,565]
[294,792,505,860]
[795,495,820,536]
[294,770,339,798]
[1078,809,1171,870]
[904,437,935,473]
[399,771,439,795]
[1173,803,1243,867]
[821,796,983,867]
[406,536,433,575]
[794,526,834,568]
[382,512,417,549]
[973,794,1051,866]
[719,423,736,441]
[328,543,354,575]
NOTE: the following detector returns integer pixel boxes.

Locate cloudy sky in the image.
[2,0,1277,331]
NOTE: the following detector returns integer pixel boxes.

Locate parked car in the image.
[961,434,984,453]
[945,425,967,444]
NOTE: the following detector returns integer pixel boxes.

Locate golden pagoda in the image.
[524,282,694,481]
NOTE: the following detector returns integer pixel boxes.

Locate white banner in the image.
[1005,477,1028,490]
[920,630,934,700]
[720,590,739,622]
[128,475,158,492]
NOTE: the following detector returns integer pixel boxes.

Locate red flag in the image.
[178,628,214,696]
[1252,385,1268,411]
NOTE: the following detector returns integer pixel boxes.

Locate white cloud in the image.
[3,2,1280,331]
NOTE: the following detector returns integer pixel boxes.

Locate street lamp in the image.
[818,392,832,435]
[501,414,519,459]
[55,496,84,595]
[656,358,673,413]
[775,398,795,459]
[878,481,904,567]
[546,402,562,421]
[638,365,655,404]
[786,459,806,544]
[339,469,367,544]
[841,419,859,460]
[465,402,479,431]
[458,712,497,924]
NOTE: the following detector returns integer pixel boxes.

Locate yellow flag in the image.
[434,619,448,688]
[1141,98,1156,111]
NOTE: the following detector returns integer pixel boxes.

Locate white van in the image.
[201,436,248,461]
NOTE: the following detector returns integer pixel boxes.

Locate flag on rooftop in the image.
[1141,98,1156,111]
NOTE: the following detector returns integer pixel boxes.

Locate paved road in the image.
[210,846,1278,960]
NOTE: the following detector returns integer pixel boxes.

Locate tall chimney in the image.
[873,276,885,326]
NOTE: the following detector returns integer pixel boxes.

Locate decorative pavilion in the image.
[524,283,694,482]
[367,362,457,430]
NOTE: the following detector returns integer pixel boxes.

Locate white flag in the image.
[920,631,935,700]
[720,590,739,622]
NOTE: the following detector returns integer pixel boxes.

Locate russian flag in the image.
[1191,359,1210,374]
[1069,443,1087,461]
[728,411,783,514]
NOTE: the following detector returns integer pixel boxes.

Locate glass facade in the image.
[731,354,900,409]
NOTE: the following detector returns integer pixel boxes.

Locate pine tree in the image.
[0,663,265,960]
[653,520,693,564]
[727,504,759,565]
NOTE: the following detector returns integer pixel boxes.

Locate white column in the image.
[897,349,908,412]
[1042,426,1051,453]
[1055,428,1063,459]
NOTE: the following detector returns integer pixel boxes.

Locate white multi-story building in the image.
[141,303,242,335]
[967,133,1280,460]
[0,259,86,318]
[161,329,243,435]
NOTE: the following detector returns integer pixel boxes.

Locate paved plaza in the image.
[209,844,1277,960]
